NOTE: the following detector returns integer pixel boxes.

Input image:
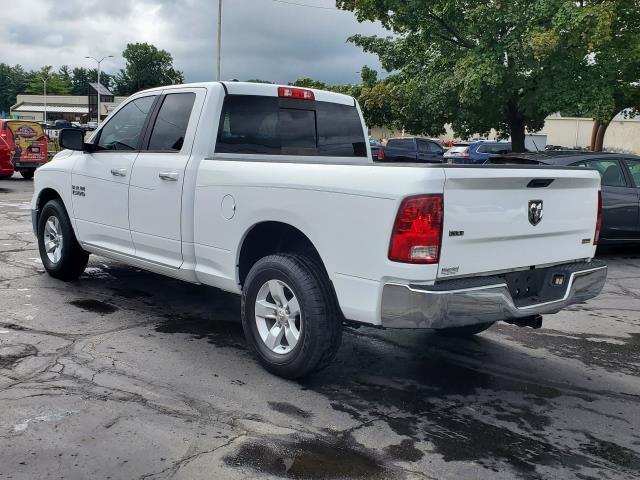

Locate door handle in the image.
[159,171,179,181]
[110,168,127,177]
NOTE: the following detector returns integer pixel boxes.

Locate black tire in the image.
[20,170,34,179]
[37,199,89,281]
[435,322,494,337]
[241,253,342,379]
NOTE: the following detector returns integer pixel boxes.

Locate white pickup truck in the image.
[31,82,607,378]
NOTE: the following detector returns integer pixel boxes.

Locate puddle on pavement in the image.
[499,327,640,377]
[224,437,388,479]
[69,299,118,315]
[384,439,424,462]
[581,436,640,470]
[298,328,630,476]
[268,401,312,420]
[109,287,152,299]
[0,344,37,370]
[155,316,247,350]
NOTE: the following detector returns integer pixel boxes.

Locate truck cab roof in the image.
[135,81,356,106]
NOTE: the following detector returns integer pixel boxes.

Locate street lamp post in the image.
[42,77,47,124]
[217,0,222,80]
[85,55,113,126]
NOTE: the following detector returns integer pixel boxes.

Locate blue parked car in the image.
[444,141,512,164]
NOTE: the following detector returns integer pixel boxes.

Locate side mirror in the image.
[59,128,86,151]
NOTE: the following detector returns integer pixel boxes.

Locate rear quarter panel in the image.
[193,160,445,323]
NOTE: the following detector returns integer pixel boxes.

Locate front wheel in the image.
[435,322,494,337]
[241,254,342,379]
[37,199,89,281]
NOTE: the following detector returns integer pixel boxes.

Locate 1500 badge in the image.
[72,185,86,197]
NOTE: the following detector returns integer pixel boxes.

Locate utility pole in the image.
[85,55,114,126]
[217,0,222,81]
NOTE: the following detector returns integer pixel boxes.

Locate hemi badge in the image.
[449,230,465,237]
[582,238,591,244]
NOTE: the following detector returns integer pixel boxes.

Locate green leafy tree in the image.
[338,0,596,151]
[567,0,640,150]
[114,43,184,95]
[0,64,28,114]
[25,66,71,95]
[290,78,329,89]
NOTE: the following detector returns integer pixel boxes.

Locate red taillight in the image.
[377,149,385,160]
[389,194,443,264]
[462,150,470,157]
[278,87,315,100]
[594,190,602,245]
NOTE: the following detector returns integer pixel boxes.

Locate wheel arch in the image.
[35,188,66,219]
[237,221,328,287]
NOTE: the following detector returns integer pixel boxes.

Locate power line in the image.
[271,0,344,11]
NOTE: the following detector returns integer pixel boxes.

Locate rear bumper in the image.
[381,260,607,329]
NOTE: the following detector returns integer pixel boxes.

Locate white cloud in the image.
[0,0,389,85]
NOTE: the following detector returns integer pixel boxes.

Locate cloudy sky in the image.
[0,0,390,85]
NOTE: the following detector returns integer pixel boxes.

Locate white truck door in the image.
[71,94,158,255]
[128,88,204,268]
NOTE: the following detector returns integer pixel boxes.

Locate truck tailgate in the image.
[437,167,601,279]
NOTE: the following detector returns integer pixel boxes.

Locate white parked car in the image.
[31,82,607,378]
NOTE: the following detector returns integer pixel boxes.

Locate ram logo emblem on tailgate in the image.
[528,200,543,226]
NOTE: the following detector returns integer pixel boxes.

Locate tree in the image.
[291,78,329,89]
[25,66,71,95]
[114,43,184,95]
[0,64,28,114]
[338,0,594,152]
[567,0,640,151]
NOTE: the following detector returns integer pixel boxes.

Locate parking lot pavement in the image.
[0,175,639,480]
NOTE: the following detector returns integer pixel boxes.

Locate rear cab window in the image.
[215,95,366,158]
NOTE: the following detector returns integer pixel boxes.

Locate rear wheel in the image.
[37,199,89,281]
[435,322,494,337]
[19,170,34,179]
[241,253,341,379]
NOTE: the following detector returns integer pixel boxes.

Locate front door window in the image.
[96,96,156,151]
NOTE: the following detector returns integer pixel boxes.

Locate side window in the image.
[96,96,156,151]
[417,140,430,153]
[427,141,443,153]
[148,93,196,152]
[388,139,414,150]
[579,159,627,187]
[624,159,640,187]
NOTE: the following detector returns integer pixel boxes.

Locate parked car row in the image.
[373,137,513,164]
[370,137,639,244]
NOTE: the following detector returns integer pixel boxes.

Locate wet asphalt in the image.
[1,173,639,480]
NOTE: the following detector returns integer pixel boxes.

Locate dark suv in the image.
[375,137,445,163]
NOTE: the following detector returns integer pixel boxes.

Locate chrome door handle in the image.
[159,171,179,181]
[110,168,127,177]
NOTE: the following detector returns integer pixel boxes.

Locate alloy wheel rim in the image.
[254,279,302,355]
[44,215,63,264]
